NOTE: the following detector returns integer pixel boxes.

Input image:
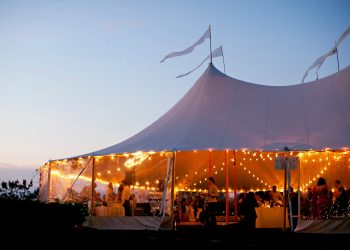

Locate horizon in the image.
[1,1,350,181]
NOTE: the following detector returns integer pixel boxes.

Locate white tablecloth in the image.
[255,206,289,228]
[96,205,125,217]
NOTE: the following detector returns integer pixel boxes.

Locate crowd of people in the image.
[301,177,349,219]
[174,177,219,228]
[65,175,349,227]
[174,176,350,231]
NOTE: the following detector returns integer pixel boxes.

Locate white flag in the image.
[302,26,350,83]
[337,26,350,45]
[176,45,223,78]
[301,45,337,83]
[160,27,211,63]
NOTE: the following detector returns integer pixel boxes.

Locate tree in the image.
[0,179,39,200]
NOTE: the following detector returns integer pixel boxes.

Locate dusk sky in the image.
[1,0,350,184]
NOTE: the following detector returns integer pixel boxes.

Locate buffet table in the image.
[255,206,289,228]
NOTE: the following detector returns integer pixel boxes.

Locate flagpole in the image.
[335,42,340,72]
[209,25,212,64]
[221,46,226,73]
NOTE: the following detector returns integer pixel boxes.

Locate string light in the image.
[49,149,350,200]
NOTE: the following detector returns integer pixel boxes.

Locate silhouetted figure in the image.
[205,177,219,228]
[240,192,259,230]
[333,179,348,216]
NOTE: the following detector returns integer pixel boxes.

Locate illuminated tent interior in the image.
[39,63,350,231]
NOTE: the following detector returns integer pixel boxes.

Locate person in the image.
[117,181,124,204]
[254,192,264,207]
[193,195,204,221]
[121,180,132,216]
[187,196,196,222]
[301,187,313,218]
[105,182,115,206]
[237,192,247,219]
[79,182,102,215]
[64,187,80,202]
[271,185,284,206]
[180,197,189,222]
[205,176,219,228]
[333,179,348,216]
[240,192,259,230]
[79,182,102,203]
[310,177,331,219]
[129,193,137,216]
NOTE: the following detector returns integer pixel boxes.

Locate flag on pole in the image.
[160,27,211,63]
[176,45,224,78]
[337,26,350,45]
[302,26,350,83]
[301,44,337,83]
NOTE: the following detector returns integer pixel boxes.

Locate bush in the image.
[0,179,88,233]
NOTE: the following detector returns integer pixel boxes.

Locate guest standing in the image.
[205,177,219,228]
[105,182,115,206]
[121,180,132,216]
[240,192,259,230]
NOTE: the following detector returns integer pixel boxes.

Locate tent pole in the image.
[233,150,238,221]
[208,149,213,177]
[225,150,229,224]
[91,155,96,216]
[297,154,301,231]
[287,156,293,232]
[283,151,287,232]
[171,150,176,229]
[47,159,51,202]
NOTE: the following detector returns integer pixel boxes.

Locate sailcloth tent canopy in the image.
[87,63,350,156]
[41,63,350,232]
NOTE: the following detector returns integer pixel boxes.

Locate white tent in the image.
[89,63,350,155]
[40,63,350,232]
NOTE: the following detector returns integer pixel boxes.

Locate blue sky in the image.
[0,0,350,182]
